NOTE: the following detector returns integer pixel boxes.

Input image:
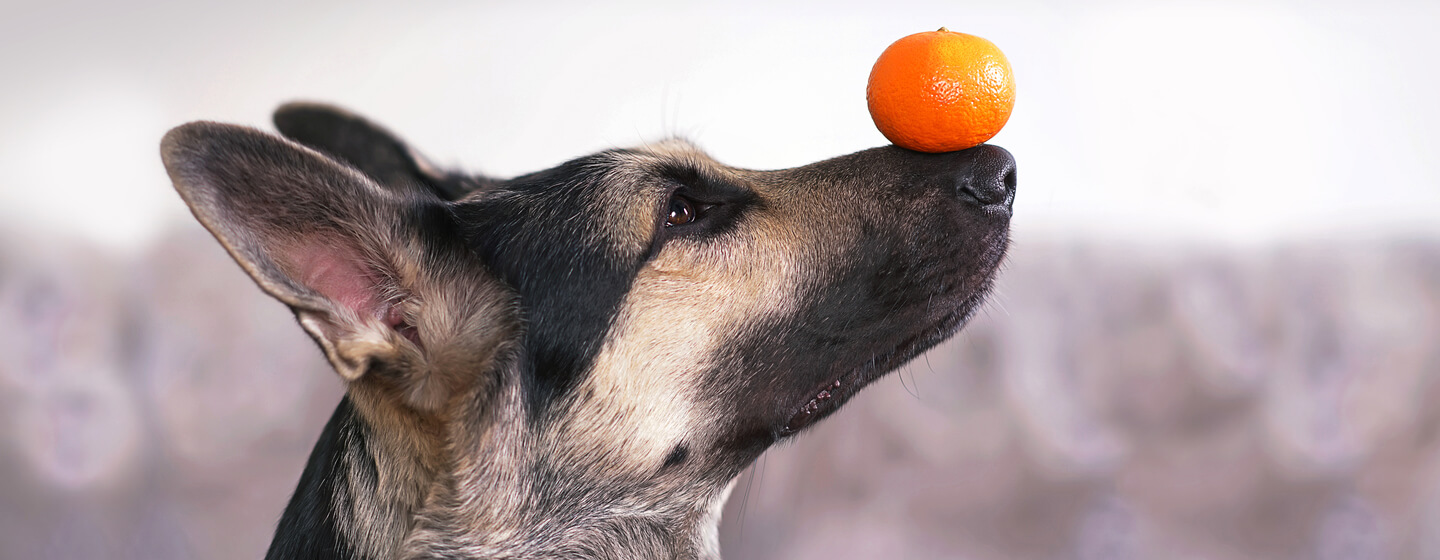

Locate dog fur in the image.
[159,103,1015,559]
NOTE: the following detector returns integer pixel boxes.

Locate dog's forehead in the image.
[558,139,735,250]
[599,138,731,178]
[624,137,710,161]
[484,138,732,223]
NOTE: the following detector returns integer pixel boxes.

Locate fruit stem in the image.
[937,26,949,33]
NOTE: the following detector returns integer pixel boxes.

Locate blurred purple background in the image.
[6,231,1440,559]
[3,1,1439,559]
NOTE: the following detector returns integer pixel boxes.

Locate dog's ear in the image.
[272,102,498,201]
[160,122,517,411]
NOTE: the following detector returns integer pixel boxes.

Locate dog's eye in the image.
[666,196,696,227]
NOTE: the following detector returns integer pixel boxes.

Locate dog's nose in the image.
[953,145,1016,208]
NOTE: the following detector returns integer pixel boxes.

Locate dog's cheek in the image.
[546,284,714,471]
[550,238,808,474]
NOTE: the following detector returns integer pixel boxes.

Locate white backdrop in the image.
[2,0,1436,251]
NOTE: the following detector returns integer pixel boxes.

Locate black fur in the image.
[273,102,498,199]
[454,156,652,416]
[267,398,367,560]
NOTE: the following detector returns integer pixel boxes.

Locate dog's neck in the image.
[266,388,732,560]
[265,396,432,560]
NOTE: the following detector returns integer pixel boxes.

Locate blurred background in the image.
[2,0,1438,558]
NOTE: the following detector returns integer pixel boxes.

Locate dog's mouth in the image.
[778,286,991,436]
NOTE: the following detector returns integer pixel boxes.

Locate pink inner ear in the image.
[285,240,386,321]
[280,238,421,348]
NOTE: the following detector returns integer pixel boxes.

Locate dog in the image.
[159,102,1015,559]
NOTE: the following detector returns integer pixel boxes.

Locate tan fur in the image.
[336,385,443,558]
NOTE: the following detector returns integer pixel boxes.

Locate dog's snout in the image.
[953,145,1016,208]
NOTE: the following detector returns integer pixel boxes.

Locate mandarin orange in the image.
[867,28,1015,153]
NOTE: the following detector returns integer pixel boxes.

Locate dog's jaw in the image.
[779,267,1001,437]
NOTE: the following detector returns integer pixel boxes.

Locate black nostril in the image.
[955,145,1016,207]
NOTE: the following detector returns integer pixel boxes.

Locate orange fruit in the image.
[867,28,1015,153]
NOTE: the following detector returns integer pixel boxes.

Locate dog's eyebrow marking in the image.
[661,444,689,470]
[654,162,752,205]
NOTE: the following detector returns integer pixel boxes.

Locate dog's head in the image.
[161,103,1013,557]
